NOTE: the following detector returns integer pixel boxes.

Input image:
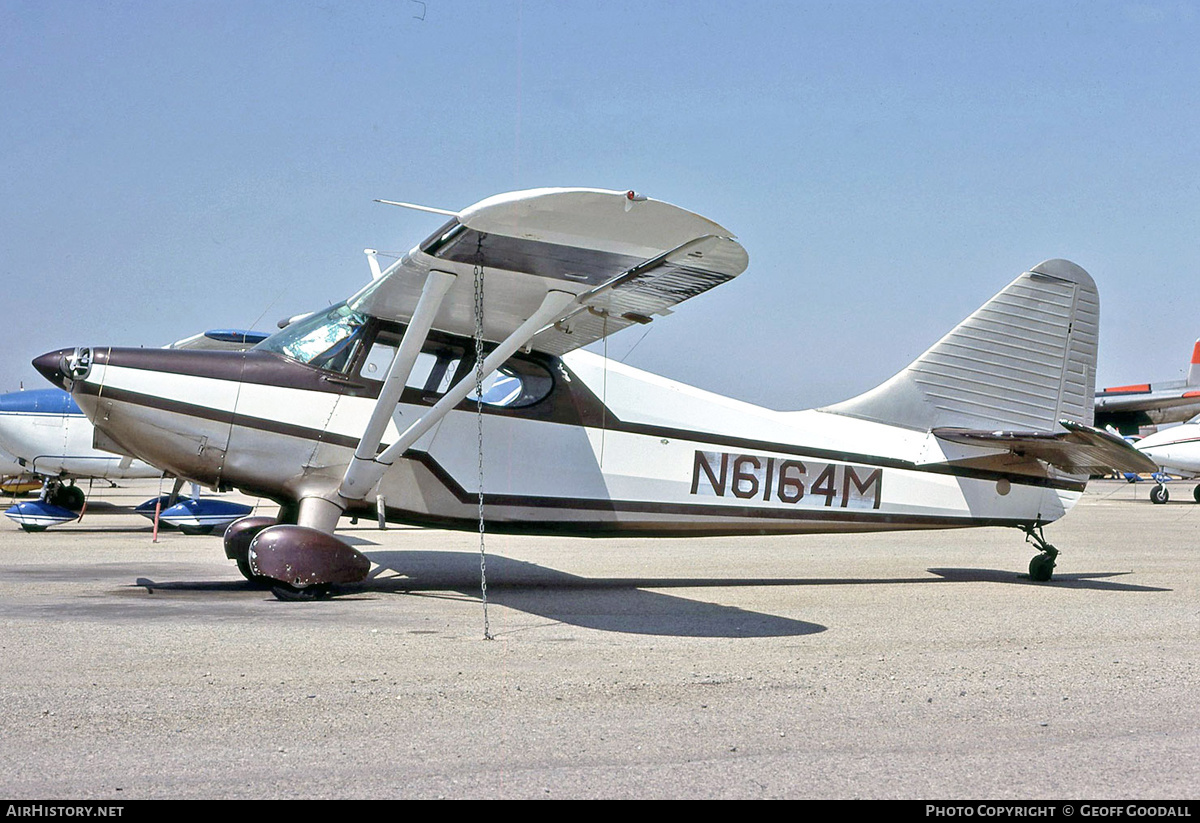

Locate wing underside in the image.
[348,188,749,354]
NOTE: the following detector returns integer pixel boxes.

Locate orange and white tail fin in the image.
[1187,340,1200,386]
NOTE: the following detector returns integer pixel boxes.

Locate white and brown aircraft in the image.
[32,188,1153,598]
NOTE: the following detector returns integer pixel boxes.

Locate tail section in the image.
[824,259,1098,433]
[1187,340,1200,386]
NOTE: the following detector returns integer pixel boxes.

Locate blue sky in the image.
[2,1,1198,409]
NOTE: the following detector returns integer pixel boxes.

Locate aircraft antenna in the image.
[473,262,493,641]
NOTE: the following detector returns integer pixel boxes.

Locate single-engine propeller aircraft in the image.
[32,188,1153,599]
[1094,340,1200,435]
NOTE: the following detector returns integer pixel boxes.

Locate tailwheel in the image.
[1150,484,1169,504]
[270,583,332,602]
[1020,524,1059,582]
[1028,552,1056,582]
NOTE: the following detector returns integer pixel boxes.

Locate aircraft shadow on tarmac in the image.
[129,551,1168,639]
[925,567,1168,592]
[356,550,822,638]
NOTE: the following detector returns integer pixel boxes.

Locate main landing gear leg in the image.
[1020,524,1059,582]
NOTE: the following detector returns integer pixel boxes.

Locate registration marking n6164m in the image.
[690,449,883,509]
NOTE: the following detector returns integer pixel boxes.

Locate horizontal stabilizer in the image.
[933,420,1157,475]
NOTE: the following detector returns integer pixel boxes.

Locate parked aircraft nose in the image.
[32,348,78,391]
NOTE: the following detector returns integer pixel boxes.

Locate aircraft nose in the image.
[32,348,77,390]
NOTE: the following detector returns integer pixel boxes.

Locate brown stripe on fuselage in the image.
[88,345,1086,502]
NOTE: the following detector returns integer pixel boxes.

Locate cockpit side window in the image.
[360,331,463,395]
[254,303,367,374]
[358,328,552,408]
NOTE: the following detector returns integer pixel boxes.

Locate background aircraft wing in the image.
[348,188,748,353]
[167,329,271,350]
[1095,386,1200,413]
[1093,340,1200,434]
[933,420,1158,475]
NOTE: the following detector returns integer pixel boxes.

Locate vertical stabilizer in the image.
[1187,340,1200,386]
[822,259,1098,432]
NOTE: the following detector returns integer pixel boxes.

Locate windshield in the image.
[254,303,367,373]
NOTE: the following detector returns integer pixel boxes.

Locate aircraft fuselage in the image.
[35,330,1082,538]
[0,388,158,480]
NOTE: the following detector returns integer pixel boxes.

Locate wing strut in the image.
[337,288,577,503]
[340,269,457,502]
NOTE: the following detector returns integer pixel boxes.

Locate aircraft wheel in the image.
[19,524,47,533]
[178,525,215,536]
[270,582,332,602]
[1150,485,1169,504]
[1193,485,1200,503]
[233,556,271,586]
[48,485,85,511]
[1029,553,1056,582]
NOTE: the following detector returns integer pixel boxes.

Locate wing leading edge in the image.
[347,188,748,354]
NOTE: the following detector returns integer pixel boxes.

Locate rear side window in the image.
[468,359,553,408]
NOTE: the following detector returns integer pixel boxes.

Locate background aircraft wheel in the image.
[64,485,85,510]
[1150,485,1169,504]
[48,485,85,511]
[1029,553,1055,582]
[178,525,215,536]
[1194,485,1200,503]
[270,582,331,602]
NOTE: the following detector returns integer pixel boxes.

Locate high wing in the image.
[347,188,748,353]
[933,420,1157,475]
[336,188,747,504]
